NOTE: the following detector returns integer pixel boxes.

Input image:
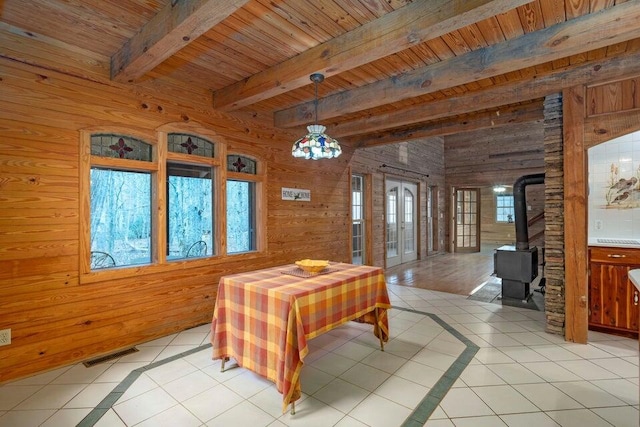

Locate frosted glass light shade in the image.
[291,124,342,160]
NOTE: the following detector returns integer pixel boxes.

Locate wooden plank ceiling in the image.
[1,0,639,147]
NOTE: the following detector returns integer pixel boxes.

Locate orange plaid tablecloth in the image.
[210,262,391,413]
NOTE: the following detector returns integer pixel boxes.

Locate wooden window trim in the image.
[79,122,267,285]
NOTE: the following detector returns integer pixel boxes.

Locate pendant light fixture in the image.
[291,73,342,160]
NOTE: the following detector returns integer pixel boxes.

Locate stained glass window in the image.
[227,155,256,174]
[168,133,215,158]
[91,134,152,161]
[85,129,262,272]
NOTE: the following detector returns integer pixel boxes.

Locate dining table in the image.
[210,261,392,414]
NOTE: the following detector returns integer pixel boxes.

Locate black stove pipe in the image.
[513,173,545,250]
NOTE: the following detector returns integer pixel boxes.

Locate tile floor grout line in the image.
[395,307,480,427]
[3,291,637,426]
[76,343,212,427]
[73,307,476,427]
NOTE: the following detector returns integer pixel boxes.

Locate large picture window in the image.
[81,126,264,276]
[227,180,256,253]
[167,163,214,259]
[91,168,151,269]
[166,133,216,260]
[226,155,259,254]
[90,168,152,268]
[88,134,154,269]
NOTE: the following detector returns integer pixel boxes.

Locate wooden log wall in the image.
[0,57,361,383]
[350,138,446,266]
[443,112,546,250]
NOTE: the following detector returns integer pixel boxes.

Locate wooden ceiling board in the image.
[474,17,509,44]
[0,0,141,55]
[494,8,526,39]
[276,1,640,128]
[286,0,358,37]
[151,60,237,91]
[111,0,253,83]
[379,51,425,75]
[362,56,406,80]
[565,0,591,18]
[2,0,640,143]
[423,38,457,62]
[199,27,274,70]
[250,0,336,42]
[441,30,474,56]
[537,0,567,25]
[458,24,491,50]
[402,44,440,68]
[221,14,301,62]
[169,40,243,72]
[626,37,640,51]
[607,40,631,56]
[243,1,323,49]
[339,0,385,23]
[354,0,398,17]
[231,6,314,54]
[517,1,547,33]
[586,47,609,61]
[177,38,267,78]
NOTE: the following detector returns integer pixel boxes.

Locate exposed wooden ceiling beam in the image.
[349,101,544,147]
[330,49,640,138]
[111,0,249,83]
[275,2,640,128]
[212,0,531,111]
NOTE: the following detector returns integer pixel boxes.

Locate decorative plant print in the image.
[604,163,640,208]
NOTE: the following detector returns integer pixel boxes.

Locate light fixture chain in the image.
[314,77,319,125]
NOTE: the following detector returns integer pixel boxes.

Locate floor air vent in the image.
[83,347,138,367]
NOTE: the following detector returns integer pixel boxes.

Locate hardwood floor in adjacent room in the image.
[385,244,500,295]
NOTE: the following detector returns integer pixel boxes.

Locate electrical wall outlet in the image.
[0,329,11,346]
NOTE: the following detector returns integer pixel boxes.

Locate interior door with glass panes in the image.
[386,179,418,267]
[453,188,480,253]
[427,185,438,254]
[351,175,366,265]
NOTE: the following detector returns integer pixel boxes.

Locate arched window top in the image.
[168,133,215,158]
[227,154,257,174]
[91,134,152,161]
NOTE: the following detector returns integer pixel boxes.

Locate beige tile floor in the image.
[0,284,638,427]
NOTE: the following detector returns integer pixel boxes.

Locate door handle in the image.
[634,291,639,306]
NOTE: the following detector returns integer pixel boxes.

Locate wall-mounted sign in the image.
[282,187,311,201]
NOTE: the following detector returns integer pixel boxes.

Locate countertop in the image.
[629,269,640,292]
[588,238,640,249]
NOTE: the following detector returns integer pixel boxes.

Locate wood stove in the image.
[494,173,544,300]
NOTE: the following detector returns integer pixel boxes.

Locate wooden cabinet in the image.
[589,246,640,338]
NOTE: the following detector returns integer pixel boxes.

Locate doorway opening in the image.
[386,179,418,267]
[452,188,480,253]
